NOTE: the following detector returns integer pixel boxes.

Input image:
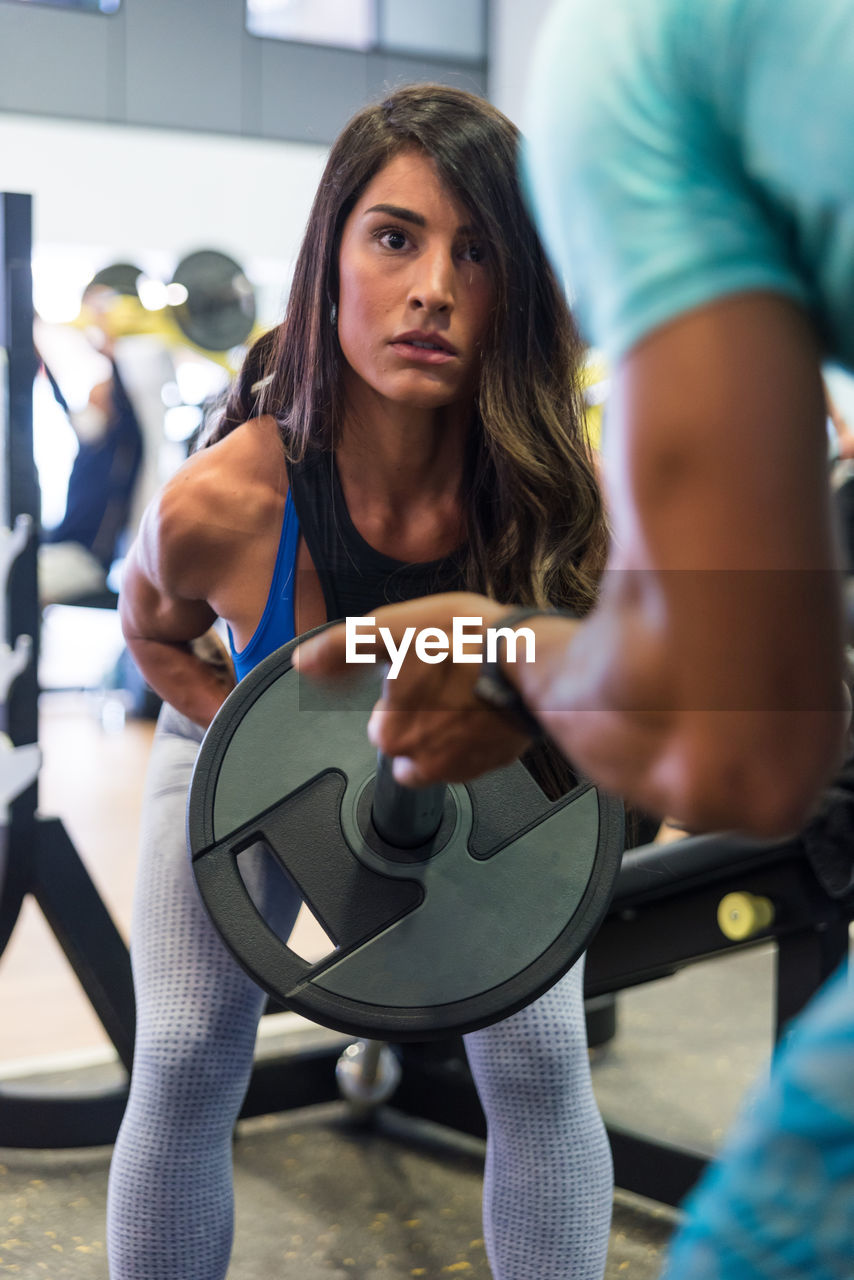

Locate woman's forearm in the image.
[124,634,234,730]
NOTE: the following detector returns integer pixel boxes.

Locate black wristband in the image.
[473,608,560,740]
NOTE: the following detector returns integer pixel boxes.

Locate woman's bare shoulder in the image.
[196,413,285,481]
[165,415,285,520]
[140,415,288,598]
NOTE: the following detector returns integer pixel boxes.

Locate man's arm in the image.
[296,295,846,836]
[515,293,845,834]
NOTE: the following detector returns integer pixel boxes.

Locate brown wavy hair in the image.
[209,82,606,620]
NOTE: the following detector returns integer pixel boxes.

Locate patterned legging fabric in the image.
[107,703,613,1279]
[662,961,854,1280]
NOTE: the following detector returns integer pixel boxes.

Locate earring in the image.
[330,302,338,326]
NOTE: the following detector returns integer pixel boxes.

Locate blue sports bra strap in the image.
[229,484,300,680]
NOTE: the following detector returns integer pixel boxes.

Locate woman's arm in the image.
[118,462,237,729]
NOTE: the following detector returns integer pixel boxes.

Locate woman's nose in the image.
[408,248,454,313]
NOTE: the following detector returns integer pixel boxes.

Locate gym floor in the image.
[1,682,847,1278]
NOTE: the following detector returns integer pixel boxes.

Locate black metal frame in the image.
[0,193,138,1148]
[581,831,852,1204]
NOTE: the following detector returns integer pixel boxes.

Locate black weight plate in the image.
[188,626,624,1041]
[170,249,255,351]
[86,262,144,297]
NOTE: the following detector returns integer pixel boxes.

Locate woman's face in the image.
[336,148,495,416]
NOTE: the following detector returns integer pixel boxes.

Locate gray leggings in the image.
[107,704,613,1279]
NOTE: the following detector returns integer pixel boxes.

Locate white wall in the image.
[0,0,554,307]
[0,112,329,323]
[1,111,329,538]
[488,0,557,130]
[0,2,556,312]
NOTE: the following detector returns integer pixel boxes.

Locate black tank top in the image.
[287,450,465,620]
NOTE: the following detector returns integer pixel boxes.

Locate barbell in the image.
[81,249,257,355]
[187,627,625,1041]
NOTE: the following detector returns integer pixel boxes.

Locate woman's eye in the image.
[377,229,409,251]
[461,241,487,264]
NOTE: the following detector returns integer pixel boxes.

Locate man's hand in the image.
[293,592,534,786]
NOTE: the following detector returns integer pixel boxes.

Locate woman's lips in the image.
[389,339,457,364]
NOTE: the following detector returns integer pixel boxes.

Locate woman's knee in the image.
[129,1016,258,1120]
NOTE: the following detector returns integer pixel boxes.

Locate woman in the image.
[109,84,612,1280]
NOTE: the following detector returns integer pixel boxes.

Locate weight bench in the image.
[578,823,853,1205]
[376,821,852,1210]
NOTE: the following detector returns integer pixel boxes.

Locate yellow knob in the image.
[717,892,775,941]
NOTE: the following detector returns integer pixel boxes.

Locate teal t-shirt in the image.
[524,0,854,370]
